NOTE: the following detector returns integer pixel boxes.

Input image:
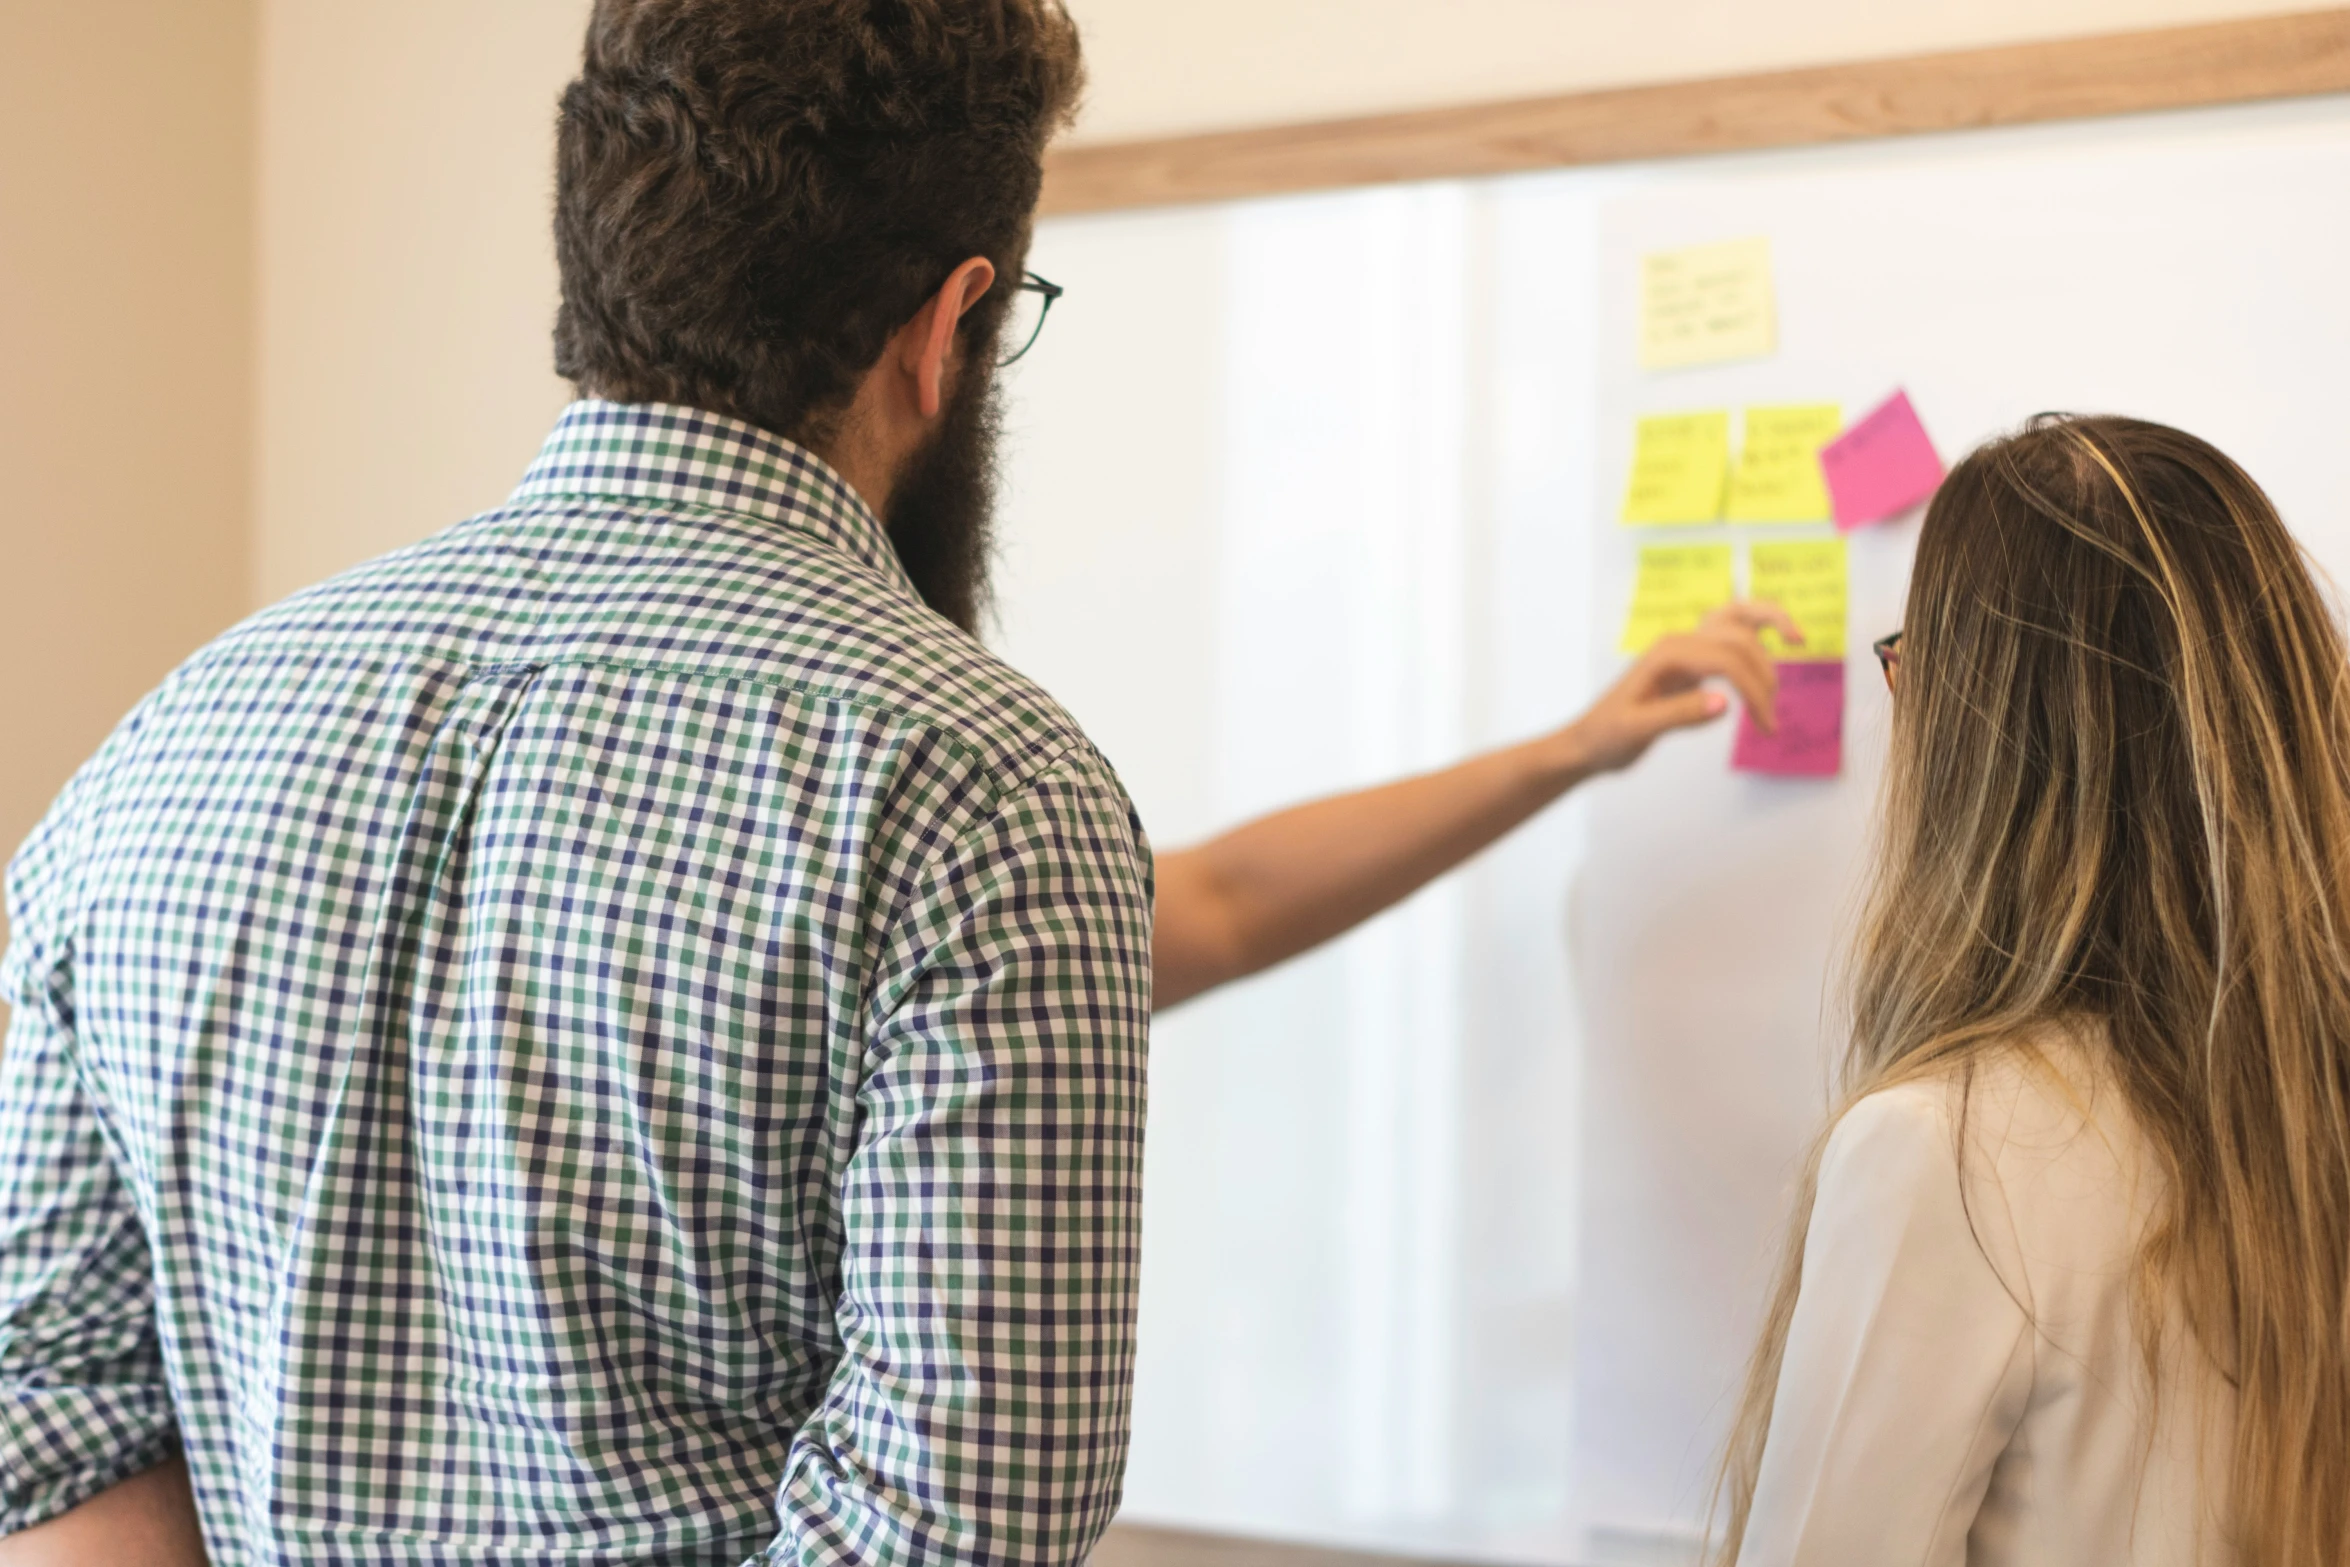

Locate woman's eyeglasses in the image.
[999,271,1064,367]
[1873,630,1904,692]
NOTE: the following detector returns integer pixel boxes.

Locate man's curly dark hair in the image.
[552,0,1084,446]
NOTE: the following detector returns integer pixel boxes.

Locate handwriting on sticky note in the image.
[1640,237,1776,371]
[1821,390,1945,531]
[1727,404,1840,523]
[1620,545,1736,654]
[1623,412,1730,525]
[1733,661,1844,778]
[1748,539,1847,661]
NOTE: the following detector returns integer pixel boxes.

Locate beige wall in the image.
[254,0,588,602]
[0,1,256,946]
[250,0,2311,601]
[1068,0,2316,141]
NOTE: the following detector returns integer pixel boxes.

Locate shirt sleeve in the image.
[0,797,180,1535]
[1740,1086,2033,1567]
[760,748,1154,1567]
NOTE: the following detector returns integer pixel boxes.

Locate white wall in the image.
[995,183,1598,1561]
[999,91,2350,1563]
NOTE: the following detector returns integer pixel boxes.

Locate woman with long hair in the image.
[1717,415,2350,1564]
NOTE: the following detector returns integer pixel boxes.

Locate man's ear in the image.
[905,257,998,419]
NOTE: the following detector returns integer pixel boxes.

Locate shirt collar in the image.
[511,400,914,595]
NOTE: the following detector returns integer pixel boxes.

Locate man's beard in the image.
[884,363,1003,636]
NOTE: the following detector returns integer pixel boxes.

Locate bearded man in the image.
[0,5,1140,1563]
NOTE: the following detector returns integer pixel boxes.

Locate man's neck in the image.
[804,428,894,523]
[801,371,909,523]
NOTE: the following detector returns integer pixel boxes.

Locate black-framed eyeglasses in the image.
[999,271,1064,367]
[1873,630,1904,691]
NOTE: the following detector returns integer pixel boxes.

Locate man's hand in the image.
[1151,598,1805,1010]
[0,1457,208,1567]
[1563,602,1804,776]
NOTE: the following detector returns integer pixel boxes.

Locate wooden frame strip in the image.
[1042,8,2350,215]
[1092,1523,1470,1567]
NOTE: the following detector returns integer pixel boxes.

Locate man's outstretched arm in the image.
[1153,603,1797,1010]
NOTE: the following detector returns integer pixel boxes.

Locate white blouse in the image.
[1741,1038,2234,1565]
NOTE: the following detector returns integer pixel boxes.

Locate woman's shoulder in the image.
[1838,1029,2134,1171]
[1822,1074,1960,1185]
[1832,1029,2156,1279]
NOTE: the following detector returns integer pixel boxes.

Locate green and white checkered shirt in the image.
[0,402,1153,1565]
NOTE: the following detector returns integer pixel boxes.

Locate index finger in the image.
[1702,599,1805,648]
[1647,628,1780,731]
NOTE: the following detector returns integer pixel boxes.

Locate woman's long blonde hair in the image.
[1715,415,2350,1564]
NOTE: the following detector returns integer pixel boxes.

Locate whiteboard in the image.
[993,93,2350,1565]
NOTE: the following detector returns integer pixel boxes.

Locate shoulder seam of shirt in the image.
[865,738,1130,1028]
[457,497,1074,786]
[490,491,905,595]
[501,489,840,530]
[167,637,1081,800]
[519,654,1089,795]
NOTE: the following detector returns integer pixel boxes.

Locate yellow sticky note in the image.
[1727,404,1841,523]
[1640,237,1776,371]
[1621,545,1736,654]
[1749,539,1848,661]
[1623,412,1730,525]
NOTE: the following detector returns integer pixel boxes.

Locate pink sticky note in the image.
[1821,390,1945,531]
[1733,662,1844,778]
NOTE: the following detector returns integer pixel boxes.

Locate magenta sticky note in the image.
[1821,390,1945,531]
[1733,662,1844,778]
